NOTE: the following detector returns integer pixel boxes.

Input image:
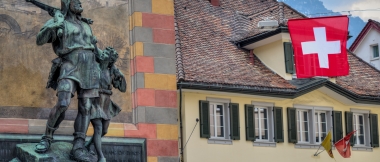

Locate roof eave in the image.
[235,27,289,49]
[177,80,380,105]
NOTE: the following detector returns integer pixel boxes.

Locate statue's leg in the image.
[35,79,75,153]
[85,119,109,151]
[71,97,92,162]
[91,119,105,161]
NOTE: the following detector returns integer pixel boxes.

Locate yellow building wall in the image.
[181,90,380,162]
[254,39,294,80]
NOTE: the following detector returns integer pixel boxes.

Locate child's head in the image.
[100,47,118,68]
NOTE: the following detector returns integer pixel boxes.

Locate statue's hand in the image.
[91,36,97,44]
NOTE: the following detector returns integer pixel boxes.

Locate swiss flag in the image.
[335,130,356,158]
[288,16,349,78]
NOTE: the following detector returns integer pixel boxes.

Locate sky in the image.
[319,0,380,22]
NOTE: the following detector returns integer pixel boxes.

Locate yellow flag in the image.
[321,131,334,158]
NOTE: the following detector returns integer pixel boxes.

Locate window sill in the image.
[253,141,276,147]
[295,143,331,149]
[352,146,373,152]
[371,57,379,61]
[207,138,232,145]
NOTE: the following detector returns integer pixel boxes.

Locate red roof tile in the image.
[175,0,297,90]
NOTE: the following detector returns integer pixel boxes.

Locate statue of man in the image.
[34,0,100,161]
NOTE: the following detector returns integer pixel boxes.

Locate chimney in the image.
[209,0,220,6]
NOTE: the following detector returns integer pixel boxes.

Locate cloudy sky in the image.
[319,0,380,22]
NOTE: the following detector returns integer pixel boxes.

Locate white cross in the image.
[301,27,341,68]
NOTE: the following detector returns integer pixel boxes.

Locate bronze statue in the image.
[24,0,126,161]
[85,47,126,162]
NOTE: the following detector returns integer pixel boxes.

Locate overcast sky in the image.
[319,0,380,22]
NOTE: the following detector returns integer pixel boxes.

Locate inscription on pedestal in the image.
[0,134,146,162]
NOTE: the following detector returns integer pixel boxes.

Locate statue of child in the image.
[85,47,126,162]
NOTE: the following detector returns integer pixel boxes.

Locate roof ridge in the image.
[174,8,184,82]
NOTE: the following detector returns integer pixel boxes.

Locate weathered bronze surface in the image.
[14,0,130,161]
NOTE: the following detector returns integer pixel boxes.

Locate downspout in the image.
[179,82,184,162]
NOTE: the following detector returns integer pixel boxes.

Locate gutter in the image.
[179,82,184,162]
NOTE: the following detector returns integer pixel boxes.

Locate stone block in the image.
[147,139,178,156]
[15,142,81,162]
[155,90,177,108]
[125,123,157,139]
[153,29,175,44]
[154,57,176,74]
[132,0,152,13]
[142,13,175,30]
[145,73,177,90]
[157,124,178,140]
[158,156,179,162]
[152,0,174,15]
[144,43,175,58]
[148,156,158,162]
[137,89,156,106]
[132,27,153,44]
[136,56,155,73]
[145,107,177,124]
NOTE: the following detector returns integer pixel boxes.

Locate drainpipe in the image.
[179,82,184,162]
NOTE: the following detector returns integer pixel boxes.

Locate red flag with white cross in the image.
[288,16,349,78]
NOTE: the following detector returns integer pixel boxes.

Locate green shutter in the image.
[370,113,379,147]
[273,107,284,143]
[287,107,297,143]
[345,111,354,146]
[332,111,343,143]
[245,104,255,141]
[230,103,240,140]
[283,42,295,74]
[199,100,210,138]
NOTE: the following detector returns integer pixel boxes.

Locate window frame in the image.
[207,98,231,140]
[350,109,371,148]
[293,105,333,146]
[371,44,379,59]
[209,102,229,139]
[251,102,276,145]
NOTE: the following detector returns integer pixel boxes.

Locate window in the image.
[372,45,379,59]
[345,109,379,149]
[245,102,284,145]
[209,103,227,138]
[288,106,334,147]
[255,106,269,141]
[199,98,240,144]
[353,113,365,145]
[315,111,327,143]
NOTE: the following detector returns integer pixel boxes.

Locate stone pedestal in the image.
[1,134,146,162]
[12,142,96,162]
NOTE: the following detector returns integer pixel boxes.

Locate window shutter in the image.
[273,107,284,143]
[245,104,255,141]
[370,113,379,147]
[230,103,240,140]
[287,107,297,143]
[199,100,210,138]
[283,42,294,74]
[345,111,354,146]
[332,111,343,143]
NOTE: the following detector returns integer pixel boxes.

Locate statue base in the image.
[12,142,97,162]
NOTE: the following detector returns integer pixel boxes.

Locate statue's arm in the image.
[111,65,127,92]
[36,19,60,45]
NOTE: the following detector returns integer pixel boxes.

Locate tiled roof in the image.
[336,52,380,97]
[175,0,297,90]
[349,19,380,51]
[175,0,380,98]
